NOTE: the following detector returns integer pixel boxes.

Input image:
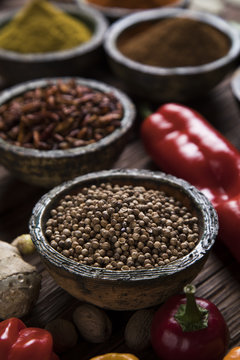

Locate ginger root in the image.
[0,240,41,319]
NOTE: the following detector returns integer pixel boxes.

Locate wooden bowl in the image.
[104,8,240,102]
[0,3,108,85]
[77,0,190,21]
[0,78,135,187]
[29,169,218,311]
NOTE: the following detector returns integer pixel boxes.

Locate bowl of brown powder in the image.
[29,169,218,311]
[0,78,135,187]
[0,0,108,85]
[104,8,240,102]
[78,0,190,21]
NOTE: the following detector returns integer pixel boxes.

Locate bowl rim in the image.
[78,0,190,20]
[231,67,240,102]
[104,8,240,76]
[0,77,136,158]
[29,169,218,282]
[0,2,108,61]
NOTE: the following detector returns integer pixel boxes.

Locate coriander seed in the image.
[45,183,200,271]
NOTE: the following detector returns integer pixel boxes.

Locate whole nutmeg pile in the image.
[45,183,199,270]
[0,80,123,150]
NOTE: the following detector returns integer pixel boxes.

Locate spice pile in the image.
[87,0,178,9]
[45,183,199,270]
[0,0,92,53]
[0,80,123,150]
[118,18,230,67]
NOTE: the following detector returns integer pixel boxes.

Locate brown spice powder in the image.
[118,18,230,67]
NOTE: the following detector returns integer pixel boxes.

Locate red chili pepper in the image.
[151,284,229,360]
[0,317,59,360]
[141,103,240,261]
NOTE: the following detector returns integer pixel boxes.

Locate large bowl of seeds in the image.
[30,169,218,311]
[0,77,135,187]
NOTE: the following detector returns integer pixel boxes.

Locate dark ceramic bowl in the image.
[104,8,240,102]
[29,169,218,311]
[0,78,136,187]
[0,3,108,85]
[78,0,190,21]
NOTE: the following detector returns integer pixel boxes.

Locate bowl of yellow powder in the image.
[104,8,240,102]
[0,0,108,85]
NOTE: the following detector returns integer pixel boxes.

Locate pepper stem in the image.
[174,284,209,332]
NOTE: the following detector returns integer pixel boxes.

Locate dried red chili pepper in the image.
[0,317,59,360]
[141,103,240,262]
[151,284,229,360]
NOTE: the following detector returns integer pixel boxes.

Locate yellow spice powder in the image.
[0,0,92,54]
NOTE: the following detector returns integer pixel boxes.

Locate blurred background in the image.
[0,0,240,14]
[1,0,240,28]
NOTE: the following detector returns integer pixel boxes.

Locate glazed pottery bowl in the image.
[29,169,218,311]
[78,0,190,21]
[104,8,240,102]
[0,78,135,187]
[0,3,108,85]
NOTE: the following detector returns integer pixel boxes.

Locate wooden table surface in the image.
[0,0,240,359]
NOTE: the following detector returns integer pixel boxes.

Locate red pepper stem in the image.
[183,284,202,322]
[174,284,209,332]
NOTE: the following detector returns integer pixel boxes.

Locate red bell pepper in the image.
[151,284,229,360]
[0,317,59,360]
[141,103,240,262]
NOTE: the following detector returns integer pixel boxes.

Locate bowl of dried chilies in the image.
[29,169,218,311]
[0,78,135,187]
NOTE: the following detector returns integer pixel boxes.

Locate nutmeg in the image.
[73,303,112,343]
[45,318,78,353]
[124,308,156,351]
